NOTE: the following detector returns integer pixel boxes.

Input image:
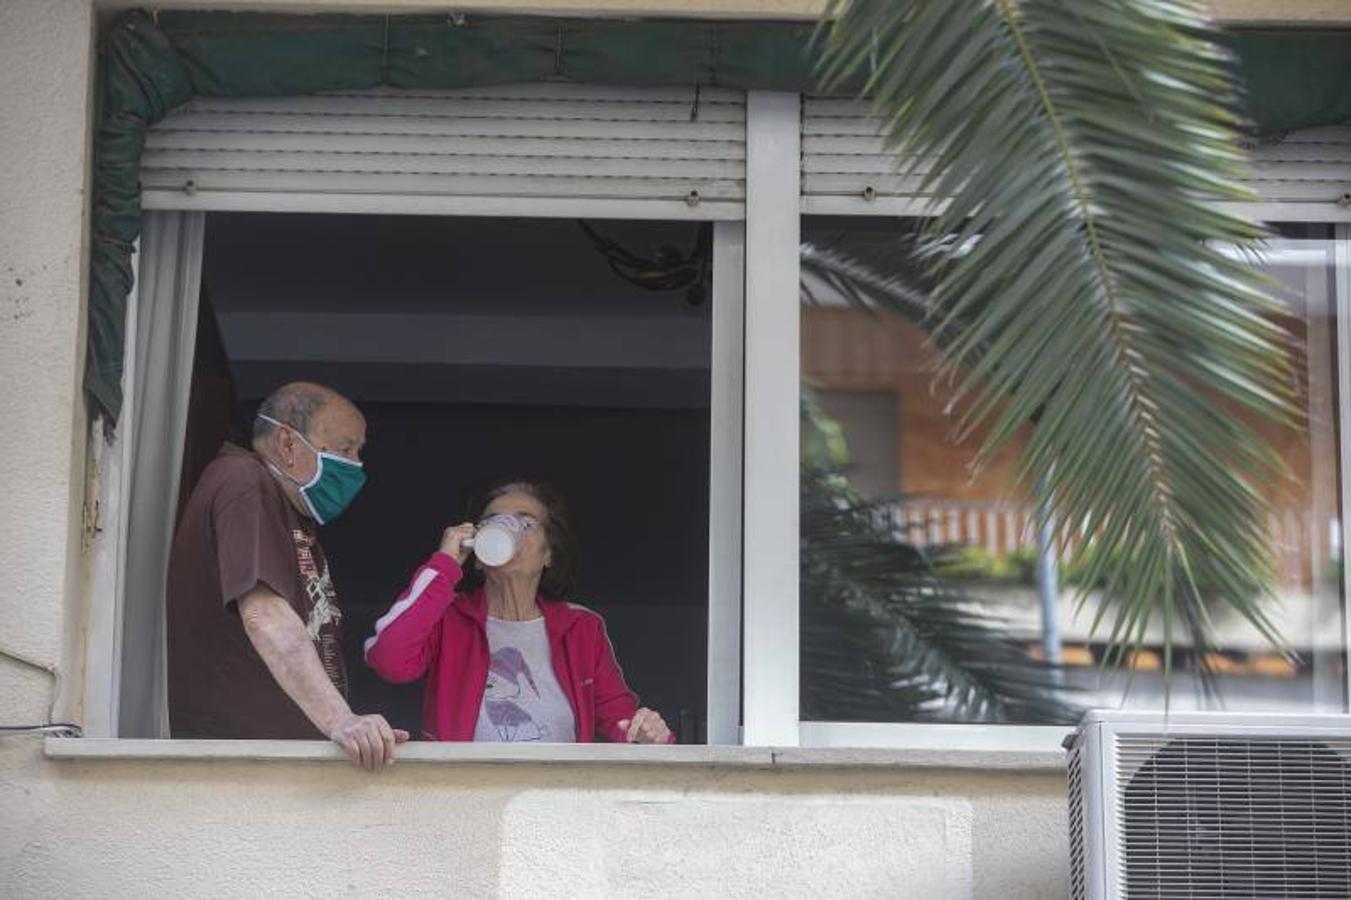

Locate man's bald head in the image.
[255,383,335,444]
[253,382,365,460]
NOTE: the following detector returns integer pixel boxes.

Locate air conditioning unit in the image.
[1066,710,1351,899]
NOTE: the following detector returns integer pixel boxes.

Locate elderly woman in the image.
[365,480,672,744]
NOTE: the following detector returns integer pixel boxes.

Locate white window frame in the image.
[1336,223,1351,687]
[87,114,749,744]
[86,87,1351,755]
[83,242,139,739]
[747,92,1079,752]
[788,191,1351,750]
[741,91,801,746]
[706,218,745,745]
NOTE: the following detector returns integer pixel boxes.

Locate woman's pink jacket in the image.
[365,552,658,743]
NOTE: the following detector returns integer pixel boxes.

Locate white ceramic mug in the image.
[463,513,526,567]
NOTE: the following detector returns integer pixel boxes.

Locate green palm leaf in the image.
[802,396,1080,723]
[816,0,1300,690]
[802,230,932,322]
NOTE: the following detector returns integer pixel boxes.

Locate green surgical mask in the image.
[258,414,367,525]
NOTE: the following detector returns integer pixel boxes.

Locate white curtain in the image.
[119,211,205,738]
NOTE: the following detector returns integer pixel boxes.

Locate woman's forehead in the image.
[485,490,546,517]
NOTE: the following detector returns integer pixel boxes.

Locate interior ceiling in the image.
[204,213,712,319]
[201,213,712,408]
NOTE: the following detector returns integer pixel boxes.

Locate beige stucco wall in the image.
[1208,0,1351,24]
[1,743,1067,898]
[0,2,1067,895]
[0,0,93,731]
[9,0,1338,896]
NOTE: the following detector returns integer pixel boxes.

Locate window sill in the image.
[44,737,1065,771]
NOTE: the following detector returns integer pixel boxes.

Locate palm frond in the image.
[802,395,1080,723]
[817,0,1300,687]
[801,230,931,317]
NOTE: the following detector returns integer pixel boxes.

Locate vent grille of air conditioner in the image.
[1068,741,1087,900]
[1116,735,1351,899]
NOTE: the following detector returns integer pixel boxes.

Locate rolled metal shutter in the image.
[1242,127,1351,218]
[801,97,933,217]
[141,84,746,219]
[802,97,1351,221]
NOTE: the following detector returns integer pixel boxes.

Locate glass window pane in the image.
[799,218,1346,724]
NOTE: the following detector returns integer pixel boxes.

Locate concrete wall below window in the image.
[2,742,1068,899]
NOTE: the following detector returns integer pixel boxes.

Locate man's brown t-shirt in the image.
[167,444,348,739]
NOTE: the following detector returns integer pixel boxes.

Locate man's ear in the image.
[273,426,295,468]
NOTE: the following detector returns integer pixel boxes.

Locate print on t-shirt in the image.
[292,528,345,693]
[484,647,549,741]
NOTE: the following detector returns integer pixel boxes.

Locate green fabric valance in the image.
[1225,30,1351,134]
[86,10,1351,423]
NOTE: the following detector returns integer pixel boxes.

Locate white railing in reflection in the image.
[872,498,1335,587]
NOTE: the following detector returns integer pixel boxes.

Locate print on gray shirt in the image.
[473,617,577,743]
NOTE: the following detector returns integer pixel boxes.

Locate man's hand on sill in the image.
[240,586,408,771]
[327,712,410,770]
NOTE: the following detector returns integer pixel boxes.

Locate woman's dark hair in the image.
[458,478,576,599]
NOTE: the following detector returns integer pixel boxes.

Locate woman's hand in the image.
[439,522,476,564]
[619,707,672,744]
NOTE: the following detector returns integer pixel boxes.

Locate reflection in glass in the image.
[800,221,1345,723]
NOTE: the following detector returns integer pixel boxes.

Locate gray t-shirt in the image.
[473,616,577,743]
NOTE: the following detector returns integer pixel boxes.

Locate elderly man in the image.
[167,382,406,769]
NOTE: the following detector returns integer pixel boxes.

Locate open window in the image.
[84,83,746,744]
[197,212,719,739]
